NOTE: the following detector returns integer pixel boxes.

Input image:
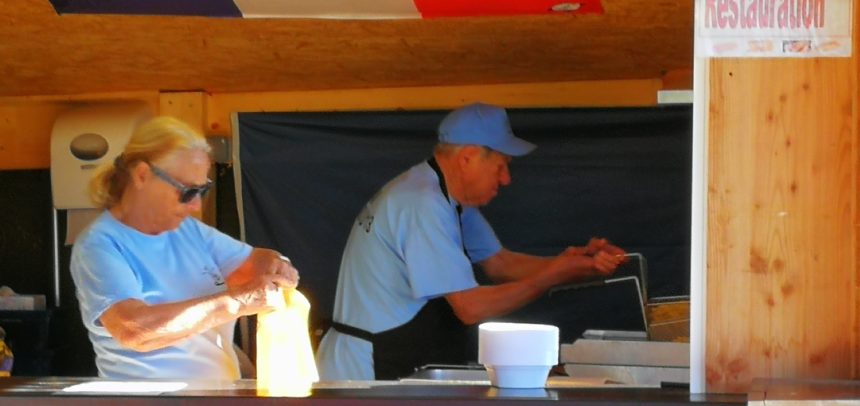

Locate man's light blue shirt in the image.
[316,161,502,380]
[70,211,252,380]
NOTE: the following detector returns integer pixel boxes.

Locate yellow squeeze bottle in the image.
[256,289,319,397]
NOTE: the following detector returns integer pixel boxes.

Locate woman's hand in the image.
[270,255,300,289]
[226,248,301,315]
[227,273,284,316]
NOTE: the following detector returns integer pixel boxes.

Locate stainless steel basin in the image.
[404,365,489,381]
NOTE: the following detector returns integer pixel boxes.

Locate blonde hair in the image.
[89,116,211,209]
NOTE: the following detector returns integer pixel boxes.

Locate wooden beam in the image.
[661,69,693,90]
[206,79,662,136]
[0,80,660,168]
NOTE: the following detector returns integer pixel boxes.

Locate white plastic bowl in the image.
[478,322,559,388]
[485,365,552,388]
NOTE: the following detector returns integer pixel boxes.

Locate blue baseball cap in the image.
[438,103,536,156]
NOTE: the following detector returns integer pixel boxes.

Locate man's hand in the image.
[563,237,622,256]
[557,237,627,279]
[589,250,622,276]
[582,237,626,257]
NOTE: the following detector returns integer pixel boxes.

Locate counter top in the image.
[0,377,745,405]
[749,378,860,404]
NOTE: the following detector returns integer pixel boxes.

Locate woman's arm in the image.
[99,248,297,352]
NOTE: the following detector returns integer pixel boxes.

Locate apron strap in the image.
[427,157,470,261]
[330,321,374,342]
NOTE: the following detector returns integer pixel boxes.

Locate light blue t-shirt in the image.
[316,161,502,380]
[70,211,253,380]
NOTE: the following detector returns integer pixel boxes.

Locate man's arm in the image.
[445,276,554,326]
[479,238,626,283]
[479,249,553,283]
[449,241,626,325]
[99,248,297,352]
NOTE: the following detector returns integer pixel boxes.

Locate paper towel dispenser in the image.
[50,103,153,209]
[69,132,110,161]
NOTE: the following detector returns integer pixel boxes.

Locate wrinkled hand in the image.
[558,237,628,278]
[245,249,300,289]
[561,238,599,256]
[268,255,300,290]
[228,273,286,316]
[226,248,301,316]
[582,237,626,257]
[589,250,622,276]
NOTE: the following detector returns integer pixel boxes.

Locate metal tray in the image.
[404,365,489,381]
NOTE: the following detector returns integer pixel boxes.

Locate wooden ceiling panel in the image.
[0,0,693,97]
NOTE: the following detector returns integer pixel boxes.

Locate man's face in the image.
[458,147,512,207]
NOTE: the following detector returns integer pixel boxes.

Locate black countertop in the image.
[0,377,746,405]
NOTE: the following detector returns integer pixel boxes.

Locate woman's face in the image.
[142,149,211,233]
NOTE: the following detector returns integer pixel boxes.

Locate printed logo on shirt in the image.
[356,203,375,233]
[202,266,225,286]
[358,214,374,233]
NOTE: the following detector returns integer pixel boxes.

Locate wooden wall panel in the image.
[855,0,860,381]
[706,58,856,393]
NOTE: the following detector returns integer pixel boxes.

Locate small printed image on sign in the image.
[746,40,773,53]
[782,40,812,53]
[711,41,738,54]
[818,40,841,52]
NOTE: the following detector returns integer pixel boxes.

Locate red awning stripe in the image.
[414,0,604,18]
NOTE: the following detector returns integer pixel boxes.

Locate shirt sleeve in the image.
[401,196,478,300]
[70,236,144,327]
[192,219,253,278]
[460,207,503,262]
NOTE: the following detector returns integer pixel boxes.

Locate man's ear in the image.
[457,145,482,166]
[129,161,149,189]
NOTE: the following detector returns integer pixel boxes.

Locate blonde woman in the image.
[71,116,298,379]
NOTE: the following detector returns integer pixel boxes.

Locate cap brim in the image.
[495,136,537,157]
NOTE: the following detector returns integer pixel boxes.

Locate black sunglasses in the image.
[148,163,213,204]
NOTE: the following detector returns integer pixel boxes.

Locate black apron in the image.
[331,158,477,380]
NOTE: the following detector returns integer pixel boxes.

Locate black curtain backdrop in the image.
[237,106,692,339]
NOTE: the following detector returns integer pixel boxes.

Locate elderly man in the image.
[316,103,625,380]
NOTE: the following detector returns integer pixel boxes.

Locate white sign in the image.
[695,0,853,57]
